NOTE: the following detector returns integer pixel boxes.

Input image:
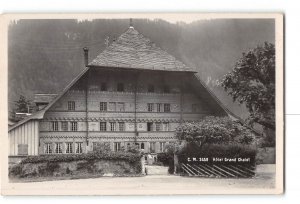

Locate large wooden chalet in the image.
[8,23,231,158]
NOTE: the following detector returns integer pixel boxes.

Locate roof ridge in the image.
[89,26,196,72]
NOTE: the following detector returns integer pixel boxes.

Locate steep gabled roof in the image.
[89,27,196,72]
[9,26,241,133]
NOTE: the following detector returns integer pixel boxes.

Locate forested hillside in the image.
[8,18,275,119]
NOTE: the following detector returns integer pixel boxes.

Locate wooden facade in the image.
[8,120,39,156]
[8,25,228,157]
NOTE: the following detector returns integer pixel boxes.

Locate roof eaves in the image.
[8,110,44,131]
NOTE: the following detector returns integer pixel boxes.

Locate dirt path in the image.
[5,164,276,195]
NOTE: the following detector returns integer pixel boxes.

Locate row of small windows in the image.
[100,102,125,112]
[52,121,78,131]
[147,84,170,93]
[45,142,83,154]
[92,142,166,153]
[147,103,170,112]
[68,101,172,112]
[50,121,169,132]
[44,141,167,154]
[99,122,125,131]
[146,122,170,131]
[96,82,170,93]
[98,82,124,92]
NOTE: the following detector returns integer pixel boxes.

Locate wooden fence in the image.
[180,163,256,178]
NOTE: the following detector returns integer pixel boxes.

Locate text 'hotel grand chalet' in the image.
[8,22,228,157]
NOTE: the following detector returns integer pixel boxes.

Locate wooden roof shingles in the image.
[89,27,196,72]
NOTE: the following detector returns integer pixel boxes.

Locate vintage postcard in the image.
[0,13,284,195]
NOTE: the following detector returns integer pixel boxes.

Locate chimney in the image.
[129,18,133,28]
[83,47,89,66]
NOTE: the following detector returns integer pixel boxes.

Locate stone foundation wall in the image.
[9,158,143,180]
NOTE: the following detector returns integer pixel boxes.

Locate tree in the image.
[14,95,31,113]
[175,116,255,148]
[221,42,275,130]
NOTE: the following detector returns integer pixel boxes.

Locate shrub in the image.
[157,153,168,166]
[157,147,175,174]
[260,129,275,148]
[92,142,112,153]
[9,165,23,177]
[21,151,142,165]
[127,145,141,154]
[47,162,59,172]
[10,151,143,179]
[175,116,255,147]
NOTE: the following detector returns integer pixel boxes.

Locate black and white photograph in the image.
[1,13,283,195]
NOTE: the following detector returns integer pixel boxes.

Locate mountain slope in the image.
[8,18,275,119]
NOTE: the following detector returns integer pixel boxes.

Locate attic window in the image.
[148,84,154,93]
[101,82,107,91]
[163,85,170,93]
[117,83,124,92]
[68,101,75,111]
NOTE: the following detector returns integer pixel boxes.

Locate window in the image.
[68,101,75,111]
[164,103,171,112]
[147,103,154,112]
[155,123,162,131]
[18,144,28,155]
[192,104,201,112]
[147,122,154,131]
[119,122,125,131]
[61,122,68,131]
[100,102,107,112]
[110,122,116,131]
[157,103,163,112]
[150,142,156,153]
[75,142,83,154]
[55,143,63,154]
[71,122,78,131]
[101,82,107,91]
[109,102,116,111]
[148,84,154,93]
[114,142,121,152]
[45,143,52,154]
[141,143,145,150]
[160,142,166,152]
[52,121,58,131]
[163,122,170,131]
[66,142,73,154]
[163,85,170,93]
[117,83,124,92]
[100,122,107,131]
[117,102,125,112]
